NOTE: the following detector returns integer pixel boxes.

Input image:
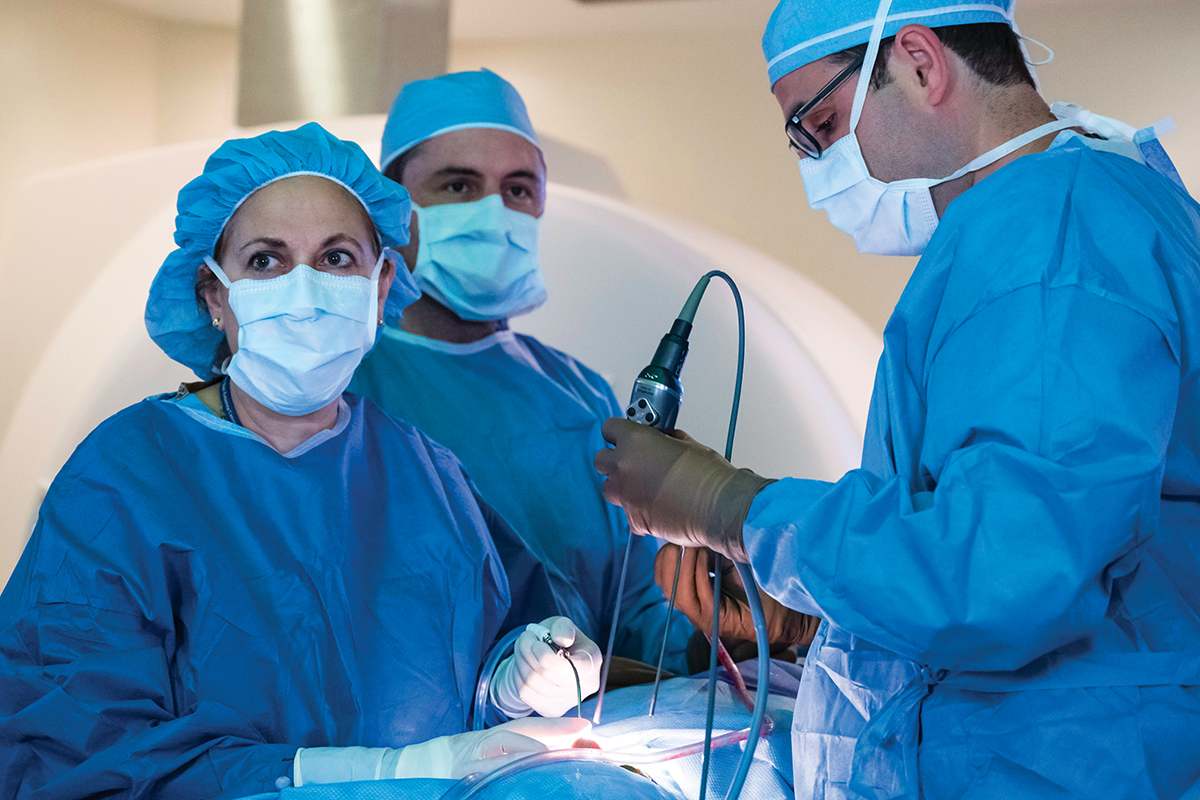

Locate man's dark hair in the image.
[383,141,424,186]
[832,23,1035,92]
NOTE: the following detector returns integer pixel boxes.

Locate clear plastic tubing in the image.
[472,626,525,731]
[438,723,772,800]
[713,635,755,715]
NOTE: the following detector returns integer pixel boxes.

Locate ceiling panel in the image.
[95,0,241,25]
[89,0,1154,38]
[453,0,776,40]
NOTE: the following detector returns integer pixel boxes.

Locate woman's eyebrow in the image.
[320,233,364,250]
[237,237,288,252]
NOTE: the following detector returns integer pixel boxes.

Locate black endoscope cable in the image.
[653,271,768,800]
[462,274,767,800]
[546,633,584,719]
[589,269,769,800]
[686,271,749,800]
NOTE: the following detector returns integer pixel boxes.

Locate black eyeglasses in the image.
[784,53,865,159]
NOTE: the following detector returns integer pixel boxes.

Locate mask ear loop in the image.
[1013,17,1054,92]
[202,256,235,376]
[204,256,234,289]
[1020,36,1054,67]
[1008,0,1052,92]
[849,0,895,134]
[371,248,399,327]
[372,248,391,281]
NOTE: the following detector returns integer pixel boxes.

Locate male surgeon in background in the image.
[351,70,693,676]
[596,0,1200,797]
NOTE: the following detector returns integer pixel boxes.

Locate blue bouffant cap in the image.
[762,0,1016,88]
[380,69,539,174]
[146,122,420,378]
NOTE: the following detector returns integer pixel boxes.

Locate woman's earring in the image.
[212,318,222,330]
[377,316,384,325]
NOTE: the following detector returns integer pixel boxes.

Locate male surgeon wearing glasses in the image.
[596,0,1200,797]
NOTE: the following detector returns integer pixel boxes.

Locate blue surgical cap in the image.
[380,69,539,174]
[146,122,417,379]
[763,0,1016,88]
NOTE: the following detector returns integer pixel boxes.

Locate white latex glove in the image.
[293,717,592,784]
[491,617,602,718]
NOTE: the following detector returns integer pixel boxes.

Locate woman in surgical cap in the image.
[0,123,598,799]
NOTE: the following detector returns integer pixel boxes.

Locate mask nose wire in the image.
[849,0,895,134]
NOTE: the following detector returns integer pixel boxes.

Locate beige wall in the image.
[0,1,237,190]
[1,0,1198,455]
[0,0,1197,585]
[0,0,157,220]
[0,0,239,433]
[3,0,1197,365]
[156,18,239,145]
[450,0,1200,334]
[7,1,1195,358]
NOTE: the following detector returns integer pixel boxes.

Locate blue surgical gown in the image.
[351,328,692,671]
[743,134,1200,799]
[0,390,557,799]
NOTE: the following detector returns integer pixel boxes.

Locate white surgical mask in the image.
[799,0,1073,257]
[413,194,547,321]
[205,251,387,416]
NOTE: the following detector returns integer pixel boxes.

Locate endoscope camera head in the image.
[627,369,682,432]
[626,318,691,432]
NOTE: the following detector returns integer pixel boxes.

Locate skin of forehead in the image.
[418,127,543,175]
[404,128,546,208]
[225,174,377,260]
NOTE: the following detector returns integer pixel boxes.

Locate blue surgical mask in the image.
[204,251,388,416]
[413,195,547,321]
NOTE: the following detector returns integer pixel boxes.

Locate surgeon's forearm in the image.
[705,470,776,562]
[744,288,1178,672]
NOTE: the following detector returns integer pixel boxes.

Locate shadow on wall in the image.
[540,134,627,199]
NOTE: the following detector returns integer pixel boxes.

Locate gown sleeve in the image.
[744,283,1179,672]
[472,487,568,637]
[0,502,296,799]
